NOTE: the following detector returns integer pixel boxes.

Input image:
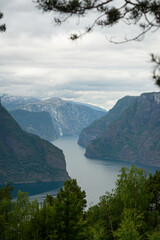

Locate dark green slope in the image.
[78,96,137,147]
[0,103,69,185]
[10,109,57,141]
[85,92,160,167]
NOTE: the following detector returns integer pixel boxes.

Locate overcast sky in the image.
[0,0,159,110]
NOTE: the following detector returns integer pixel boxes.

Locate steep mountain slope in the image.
[1,94,40,111]
[85,92,160,167]
[78,96,137,147]
[20,97,106,137]
[10,109,57,141]
[0,102,69,185]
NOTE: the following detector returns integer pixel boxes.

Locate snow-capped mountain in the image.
[0,94,40,110]
[20,97,106,137]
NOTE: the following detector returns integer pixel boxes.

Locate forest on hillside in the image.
[1,165,160,240]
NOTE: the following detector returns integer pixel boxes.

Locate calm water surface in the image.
[52,136,160,206]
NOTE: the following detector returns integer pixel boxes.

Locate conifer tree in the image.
[54,179,88,240]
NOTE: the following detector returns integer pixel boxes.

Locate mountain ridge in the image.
[0,102,69,185]
[10,109,57,141]
[1,94,106,137]
[19,97,106,137]
[78,96,138,148]
[1,94,40,111]
[85,92,160,167]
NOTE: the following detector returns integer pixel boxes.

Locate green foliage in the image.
[87,192,122,240]
[106,7,121,25]
[54,179,88,240]
[0,183,14,200]
[0,179,88,240]
[0,11,6,32]
[28,198,57,240]
[147,170,160,211]
[114,208,144,240]
[151,54,160,87]
[115,165,149,211]
[147,228,160,240]
[87,166,160,240]
[147,170,160,228]
[35,0,160,41]
[1,168,160,239]
[0,183,14,240]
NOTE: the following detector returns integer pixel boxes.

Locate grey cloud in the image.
[1,0,34,11]
[0,0,159,110]
[54,79,152,92]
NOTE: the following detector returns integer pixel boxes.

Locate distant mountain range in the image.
[1,91,160,178]
[1,94,40,110]
[78,96,138,147]
[0,102,69,186]
[1,94,106,139]
[85,92,160,167]
[15,97,106,137]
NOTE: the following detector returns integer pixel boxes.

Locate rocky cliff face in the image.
[20,97,106,137]
[0,103,69,185]
[10,109,57,141]
[78,96,137,147]
[85,92,160,167]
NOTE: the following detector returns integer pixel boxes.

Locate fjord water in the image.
[52,137,160,206]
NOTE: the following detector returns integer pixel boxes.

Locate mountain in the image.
[78,96,138,147]
[20,97,106,137]
[1,94,40,111]
[85,92,160,167]
[10,109,57,141]
[0,102,69,185]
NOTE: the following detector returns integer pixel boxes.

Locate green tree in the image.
[0,183,14,240]
[87,192,122,240]
[112,166,150,237]
[28,197,57,240]
[9,191,39,240]
[0,183,14,200]
[114,208,144,240]
[148,228,160,240]
[115,165,149,212]
[87,166,150,240]
[54,179,88,240]
[147,170,160,228]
